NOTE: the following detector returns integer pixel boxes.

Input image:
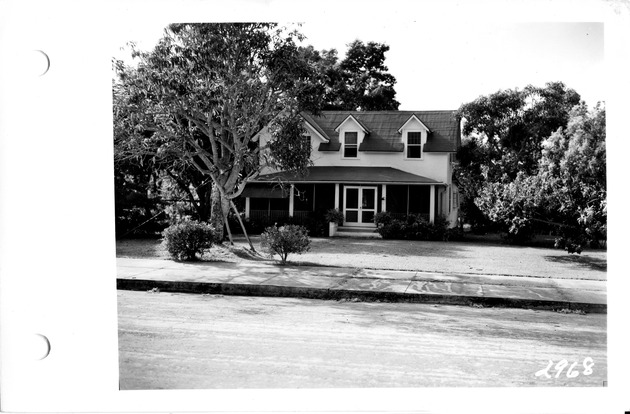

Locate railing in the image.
[249,210,311,223]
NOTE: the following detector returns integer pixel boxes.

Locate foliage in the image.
[260,224,311,265]
[474,171,540,243]
[443,226,465,242]
[114,164,168,238]
[374,213,451,241]
[162,220,216,261]
[299,40,400,110]
[472,104,606,252]
[537,103,606,251]
[113,23,325,240]
[373,211,393,226]
[114,27,401,238]
[325,208,345,225]
[454,82,581,231]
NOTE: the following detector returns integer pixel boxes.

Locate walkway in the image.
[117,258,607,313]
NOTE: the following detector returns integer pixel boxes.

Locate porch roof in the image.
[253,166,442,185]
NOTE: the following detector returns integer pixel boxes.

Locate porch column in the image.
[245,197,250,219]
[289,184,295,217]
[429,184,436,223]
[334,183,340,209]
[381,184,387,212]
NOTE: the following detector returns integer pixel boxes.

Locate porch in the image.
[242,183,440,237]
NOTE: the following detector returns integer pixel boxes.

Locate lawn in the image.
[116,235,607,281]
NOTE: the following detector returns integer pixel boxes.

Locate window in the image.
[301,134,312,154]
[407,132,422,159]
[343,131,358,158]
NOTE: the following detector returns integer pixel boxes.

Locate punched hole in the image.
[31,50,50,76]
[30,334,51,360]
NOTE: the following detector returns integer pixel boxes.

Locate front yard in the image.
[116,235,607,281]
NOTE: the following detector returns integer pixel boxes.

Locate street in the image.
[118,290,607,389]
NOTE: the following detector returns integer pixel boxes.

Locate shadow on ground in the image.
[544,254,607,272]
[309,238,466,259]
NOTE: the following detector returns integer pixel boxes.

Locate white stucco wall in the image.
[258,117,453,185]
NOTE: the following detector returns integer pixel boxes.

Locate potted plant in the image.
[325,208,345,237]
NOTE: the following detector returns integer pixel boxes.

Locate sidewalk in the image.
[116,257,607,313]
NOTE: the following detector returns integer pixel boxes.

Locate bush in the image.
[443,226,465,241]
[374,212,452,241]
[325,208,345,225]
[260,224,311,265]
[376,219,406,239]
[373,211,393,226]
[162,220,216,261]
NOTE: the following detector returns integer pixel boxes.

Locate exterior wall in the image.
[258,118,452,184]
[312,152,451,184]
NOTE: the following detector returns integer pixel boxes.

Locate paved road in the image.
[118,291,607,389]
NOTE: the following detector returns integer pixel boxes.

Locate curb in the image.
[117,278,607,314]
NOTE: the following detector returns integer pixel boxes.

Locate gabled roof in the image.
[301,110,460,153]
[299,112,330,143]
[333,114,371,134]
[397,114,431,134]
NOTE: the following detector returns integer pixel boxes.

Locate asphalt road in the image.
[118,290,607,389]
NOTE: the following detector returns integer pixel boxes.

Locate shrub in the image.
[162,220,216,261]
[260,224,311,265]
[376,219,406,239]
[443,226,465,241]
[373,211,393,226]
[374,212,452,241]
[325,208,345,225]
[554,236,584,254]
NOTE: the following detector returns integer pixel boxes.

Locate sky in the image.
[112,20,605,111]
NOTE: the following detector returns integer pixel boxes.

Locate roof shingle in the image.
[255,166,441,184]
[300,110,460,153]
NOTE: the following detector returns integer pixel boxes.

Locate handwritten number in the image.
[537,358,594,379]
[583,357,594,375]
[554,359,568,378]
[535,360,553,378]
[566,361,579,378]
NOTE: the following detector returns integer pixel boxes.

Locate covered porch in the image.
[240,167,447,236]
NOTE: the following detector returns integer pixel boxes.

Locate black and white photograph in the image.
[1,0,629,413]
[113,19,608,389]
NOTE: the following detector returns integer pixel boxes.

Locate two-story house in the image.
[241,110,461,237]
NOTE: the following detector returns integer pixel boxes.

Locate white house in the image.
[241,110,461,236]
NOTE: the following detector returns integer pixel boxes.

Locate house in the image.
[241,110,461,237]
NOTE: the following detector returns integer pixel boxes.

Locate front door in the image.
[343,186,378,227]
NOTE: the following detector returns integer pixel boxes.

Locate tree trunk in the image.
[210,184,226,241]
[195,181,213,222]
[230,200,256,252]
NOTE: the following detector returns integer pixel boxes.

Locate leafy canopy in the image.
[299,40,400,111]
[473,103,606,249]
[113,23,327,236]
[453,82,583,233]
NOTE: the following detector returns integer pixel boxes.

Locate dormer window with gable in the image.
[343,131,358,158]
[406,131,423,159]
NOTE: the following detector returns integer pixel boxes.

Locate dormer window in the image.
[343,131,358,158]
[406,131,422,159]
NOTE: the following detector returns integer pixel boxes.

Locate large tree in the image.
[299,40,400,111]
[113,23,325,239]
[474,104,606,251]
[454,82,582,233]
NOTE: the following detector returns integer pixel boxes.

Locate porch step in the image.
[334,226,381,238]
